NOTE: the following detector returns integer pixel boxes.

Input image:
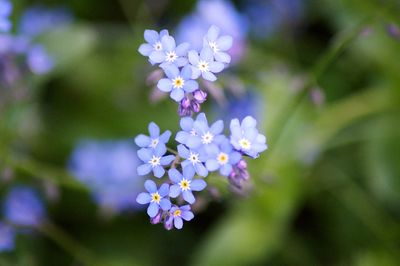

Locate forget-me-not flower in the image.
[164,205,194,230]
[149,35,189,68]
[138,29,169,63]
[137,145,175,178]
[168,167,207,204]
[4,186,46,227]
[175,112,206,145]
[177,144,208,177]
[0,0,12,33]
[203,25,233,63]
[136,180,171,218]
[188,46,224,81]
[230,116,268,158]
[157,65,198,102]
[0,222,15,252]
[135,122,171,149]
[206,138,242,176]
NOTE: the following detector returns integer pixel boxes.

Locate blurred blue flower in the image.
[134,122,171,149]
[19,6,73,37]
[69,140,144,213]
[164,205,194,230]
[27,45,54,74]
[203,25,233,63]
[0,0,12,33]
[176,0,248,62]
[0,222,15,252]
[137,145,175,178]
[148,35,189,68]
[177,144,208,177]
[230,116,268,158]
[136,180,171,218]
[188,46,225,81]
[206,138,242,176]
[157,65,198,102]
[3,186,45,227]
[168,167,207,204]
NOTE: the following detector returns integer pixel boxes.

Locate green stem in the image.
[167,147,178,156]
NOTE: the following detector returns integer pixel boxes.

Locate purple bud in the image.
[193,90,207,103]
[164,215,173,230]
[192,101,201,113]
[237,159,247,170]
[150,210,163,224]
[181,97,191,109]
[387,24,400,40]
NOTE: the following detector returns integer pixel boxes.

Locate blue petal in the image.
[182,190,195,204]
[160,155,175,165]
[217,35,233,51]
[180,117,194,131]
[220,164,232,176]
[134,134,151,148]
[160,29,169,38]
[160,198,171,211]
[182,166,195,180]
[175,57,188,67]
[188,50,199,65]
[176,131,189,145]
[147,202,159,218]
[153,165,165,178]
[215,52,231,63]
[138,43,153,56]
[180,65,192,79]
[183,80,198,93]
[177,144,190,158]
[136,192,151,204]
[208,62,224,73]
[170,88,185,102]
[194,163,208,177]
[157,78,173,92]
[161,35,176,51]
[164,65,179,79]
[159,130,171,143]
[169,185,181,197]
[206,159,219,171]
[158,183,170,197]
[154,143,167,156]
[149,51,165,63]
[244,128,258,141]
[202,71,217,81]
[137,164,152,176]
[168,169,182,183]
[190,66,201,79]
[210,120,224,135]
[144,30,159,44]
[191,179,207,191]
[186,136,202,149]
[230,151,242,164]
[174,217,183,229]
[207,25,220,41]
[242,116,257,128]
[181,210,194,221]
[175,42,190,56]
[137,148,152,162]
[200,46,213,62]
[148,122,160,138]
[144,179,157,193]
[196,113,208,124]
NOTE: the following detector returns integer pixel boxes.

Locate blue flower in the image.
[164,205,194,230]
[188,47,224,81]
[27,45,54,74]
[134,122,171,149]
[0,222,15,252]
[168,167,207,204]
[138,29,169,61]
[230,116,268,158]
[206,138,242,176]
[177,144,208,177]
[203,25,233,63]
[136,180,171,218]
[0,0,12,33]
[3,186,45,227]
[157,65,199,102]
[148,35,190,68]
[175,113,203,146]
[137,145,175,178]
[68,140,144,213]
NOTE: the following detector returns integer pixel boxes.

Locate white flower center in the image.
[178,178,191,191]
[150,138,159,148]
[150,192,161,204]
[239,138,252,150]
[188,152,200,165]
[148,155,161,167]
[171,76,185,89]
[190,128,197,136]
[201,131,214,144]
[197,60,209,72]
[217,152,229,165]
[209,41,219,53]
[165,51,178,63]
[153,41,162,51]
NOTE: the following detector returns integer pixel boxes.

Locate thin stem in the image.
[167,147,178,156]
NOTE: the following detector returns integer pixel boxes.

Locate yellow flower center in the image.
[217,152,229,165]
[151,192,161,204]
[172,76,185,89]
[179,178,191,191]
[239,138,251,150]
[173,209,181,217]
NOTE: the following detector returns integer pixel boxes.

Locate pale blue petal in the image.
[180,117,194,131]
[196,113,207,124]
[180,65,192,79]
[208,62,224,73]
[138,43,153,56]
[191,179,207,191]
[175,57,188,67]
[202,71,217,81]
[153,165,165,178]
[135,134,151,148]
[242,116,257,128]
[147,202,159,218]
[170,88,185,102]
[160,198,171,211]
[159,130,171,143]
[164,65,179,79]
[161,35,176,51]
[154,143,167,156]
[220,164,232,176]
[210,120,224,135]
[159,183,169,197]
[188,50,199,65]
[190,66,201,79]
[177,144,190,158]
[144,30,158,44]
[183,166,195,180]
[194,163,208,177]
[137,164,152,176]
[183,190,195,204]
[148,122,160,138]
[144,179,157,193]
[200,46,213,62]
[168,169,182,183]
[230,151,242,164]
[206,159,219,171]
[160,155,175,165]
[169,185,181,197]
[175,42,190,56]
[181,210,194,221]
[207,25,220,41]
[137,148,152,162]
[244,128,258,141]
[149,51,165,63]
[186,136,202,149]
[174,217,183,229]
[183,80,198,93]
[217,35,233,51]
[160,29,169,38]
[215,52,231,63]
[157,78,173,92]
[136,192,151,204]
[175,131,189,144]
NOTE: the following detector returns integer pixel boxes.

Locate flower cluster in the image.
[135,114,267,230]
[138,25,233,116]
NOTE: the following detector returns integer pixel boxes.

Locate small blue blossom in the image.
[137,145,175,178]
[0,222,15,252]
[164,205,194,230]
[136,180,171,218]
[188,47,224,81]
[157,65,199,102]
[0,0,12,33]
[177,144,208,177]
[230,116,268,158]
[149,35,190,68]
[134,122,171,149]
[175,112,206,145]
[206,138,242,176]
[203,25,233,63]
[138,29,169,61]
[168,167,207,204]
[27,45,54,74]
[4,186,45,227]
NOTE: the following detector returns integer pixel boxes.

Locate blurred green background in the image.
[1,0,400,265]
